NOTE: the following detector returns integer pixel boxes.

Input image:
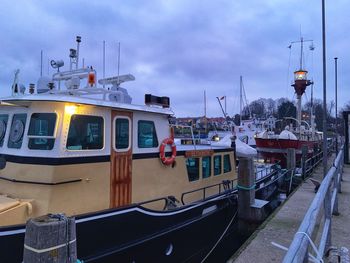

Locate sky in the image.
[0,0,349,117]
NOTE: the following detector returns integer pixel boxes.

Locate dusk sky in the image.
[0,0,349,117]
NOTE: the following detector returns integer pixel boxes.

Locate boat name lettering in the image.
[185,150,214,158]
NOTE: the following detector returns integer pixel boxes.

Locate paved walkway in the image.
[229,157,350,262]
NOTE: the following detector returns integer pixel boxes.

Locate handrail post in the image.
[324,185,332,255]
[333,171,340,215]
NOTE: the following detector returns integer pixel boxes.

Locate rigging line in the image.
[305,92,309,105]
[286,44,292,98]
[200,209,238,263]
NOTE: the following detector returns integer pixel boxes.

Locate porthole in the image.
[10,119,24,143]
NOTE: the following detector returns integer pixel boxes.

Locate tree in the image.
[303,99,335,131]
[277,100,296,119]
[313,101,324,130]
[248,99,265,118]
[265,98,276,117]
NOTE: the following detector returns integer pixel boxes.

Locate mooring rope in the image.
[200,210,238,263]
[236,184,256,191]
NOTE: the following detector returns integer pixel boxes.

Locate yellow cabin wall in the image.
[0,161,110,221]
[132,152,237,205]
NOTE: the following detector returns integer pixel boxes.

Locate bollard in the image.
[237,157,255,220]
[23,214,77,263]
[237,157,268,222]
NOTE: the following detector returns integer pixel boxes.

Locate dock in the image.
[230,153,350,262]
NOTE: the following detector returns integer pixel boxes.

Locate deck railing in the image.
[282,145,344,263]
[302,140,335,179]
[180,180,236,205]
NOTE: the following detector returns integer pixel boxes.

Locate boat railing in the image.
[302,141,334,179]
[255,162,281,181]
[172,124,198,149]
[137,196,181,211]
[302,150,323,179]
[255,168,290,193]
[180,180,236,205]
[282,145,344,263]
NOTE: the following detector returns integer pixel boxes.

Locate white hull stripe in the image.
[24,239,76,254]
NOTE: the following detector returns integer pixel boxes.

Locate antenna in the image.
[76,36,81,69]
[117,42,121,86]
[300,37,303,69]
[40,50,43,77]
[290,37,313,71]
[103,40,106,89]
[12,69,20,95]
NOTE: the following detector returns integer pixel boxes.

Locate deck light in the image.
[65,105,77,115]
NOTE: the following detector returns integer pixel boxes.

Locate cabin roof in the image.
[0,93,174,116]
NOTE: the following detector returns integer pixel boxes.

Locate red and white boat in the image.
[255,38,322,167]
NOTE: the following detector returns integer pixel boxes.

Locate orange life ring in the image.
[159,138,177,165]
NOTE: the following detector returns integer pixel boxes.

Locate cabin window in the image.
[202,156,211,179]
[28,113,57,150]
[0,114,9,147]
[214,155,222,176]
[115,118,130,150]
[8,114,27,149]
[66,115,104,150]
[186,157,199,182]
[138,120,158,148]
[223,154,232,173]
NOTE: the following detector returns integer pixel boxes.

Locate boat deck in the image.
[229,153,350,262]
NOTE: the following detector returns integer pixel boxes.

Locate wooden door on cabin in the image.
[110,110,133,208]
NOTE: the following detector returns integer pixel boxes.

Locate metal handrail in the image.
[303,150,323,178]
[282,145,344,262]
[181,180,236,205]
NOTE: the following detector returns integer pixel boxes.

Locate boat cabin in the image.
[0,44,236,227]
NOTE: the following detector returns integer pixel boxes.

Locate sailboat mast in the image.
[204,90,207,118]
[240,76,242,125]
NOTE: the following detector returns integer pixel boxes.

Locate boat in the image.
[255,38,322,168]
[0,37,239,262]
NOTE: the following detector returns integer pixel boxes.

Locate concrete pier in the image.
[229,155,350,262]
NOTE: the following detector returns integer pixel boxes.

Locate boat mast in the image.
[204,90,207,133]
[204,90,207,118]
[291,37,313,133]
[240,76,242,125]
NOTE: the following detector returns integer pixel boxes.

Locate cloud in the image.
[0,0,349,117]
